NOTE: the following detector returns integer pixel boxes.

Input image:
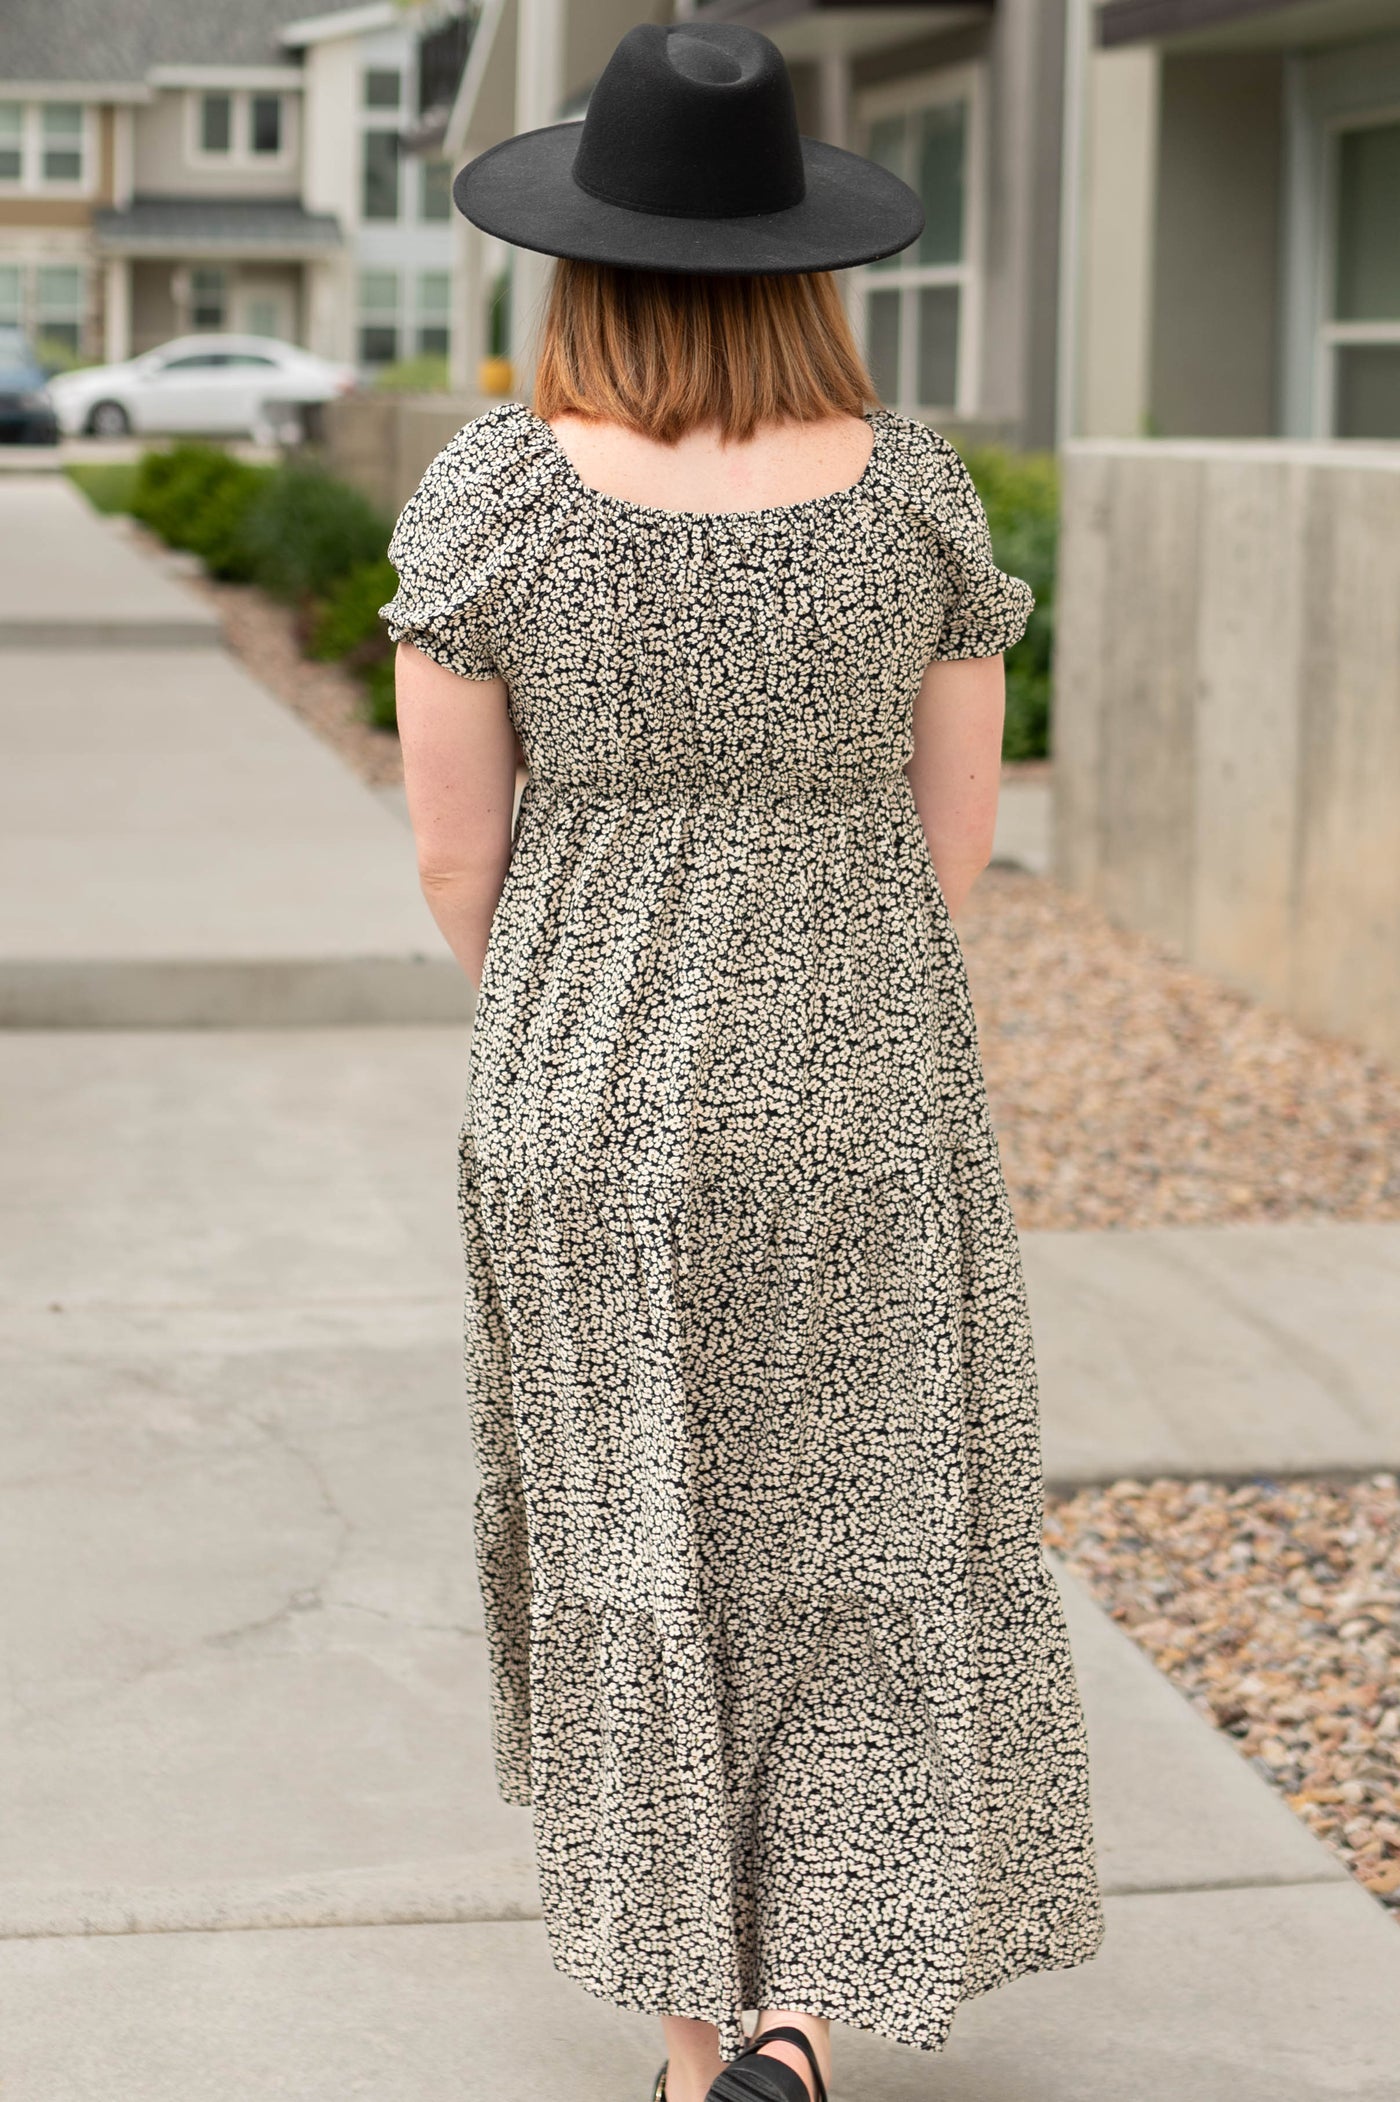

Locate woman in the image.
[379,22,1106,2102]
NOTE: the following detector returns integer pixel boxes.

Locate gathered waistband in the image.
[523,767,911,813]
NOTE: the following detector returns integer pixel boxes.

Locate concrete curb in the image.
[0,619,224,649]
[0,1860,543,1942]
[0,957,473,1028]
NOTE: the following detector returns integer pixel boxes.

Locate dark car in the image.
[0,329,61,445]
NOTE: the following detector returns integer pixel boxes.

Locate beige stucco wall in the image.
[1053,439,1400,1065]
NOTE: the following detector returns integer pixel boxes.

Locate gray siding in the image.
[1149,53,1284,436]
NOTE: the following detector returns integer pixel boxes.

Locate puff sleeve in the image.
[378,408,545,681]
[915,425,1034,663]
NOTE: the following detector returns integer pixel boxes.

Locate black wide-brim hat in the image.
[453,21,924,276]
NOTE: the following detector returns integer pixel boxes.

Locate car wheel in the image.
[88,399,131,438]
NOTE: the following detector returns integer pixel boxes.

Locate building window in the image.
[250,95,283,156]
[41,102,84,181]
[191,90,290,167]
[190,266,227,330]
[0,103,22,181]
[201,93,233,154]
[1323,113,1400,439]
[420,157,452,222]
[34,263,84,352]
[0,261,87,351]
[416,269,451,355]
[363,69,402,111]
[0,100,90,189]
[362,129,400,220]
[853,69,982,418]
[358,269,399,364]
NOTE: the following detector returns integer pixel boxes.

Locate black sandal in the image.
[703,2025,829,2102]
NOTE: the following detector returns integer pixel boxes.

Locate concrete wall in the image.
[1053,439,1400,1066]
[1150,54,1284,438]
[320,390,496,519]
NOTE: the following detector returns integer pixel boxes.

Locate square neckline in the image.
[516,402,887,525]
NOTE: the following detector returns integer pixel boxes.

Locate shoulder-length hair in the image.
[531,258,880,444]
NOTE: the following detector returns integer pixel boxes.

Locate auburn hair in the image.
[531,258,880,443]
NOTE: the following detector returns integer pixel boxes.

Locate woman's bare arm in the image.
[903,654,1006,921]
[393,639,519,989]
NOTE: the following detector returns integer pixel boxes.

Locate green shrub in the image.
[129,443,235,543]
[34,336,93,375]
[125,443,273,580]
[237,461,392,603]
[185,460,276,579]
[65,462,141,514]
[363,657,398,732]
[963,446,1058,762]
[307,555,398,663]
[370,354,451,394]
[308,556,399,730]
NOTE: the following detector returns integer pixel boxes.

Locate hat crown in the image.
[571,23,806,223]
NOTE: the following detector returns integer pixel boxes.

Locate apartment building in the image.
[0,0,471,371]
[445,0,1069,449]
[1077,0,1400,439]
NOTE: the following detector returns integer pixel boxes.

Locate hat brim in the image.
[453,122,924,275]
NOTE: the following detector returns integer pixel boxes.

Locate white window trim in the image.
[1313,98,1400,438]
[414,267,452,354]
[0,99,96,196]
[358,65,409,226]
[185,88,296,170]
[357,264,403,361]
[850,62,986,421]
[0,256,89,344]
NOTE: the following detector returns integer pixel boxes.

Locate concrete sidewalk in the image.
[4,1023,1399,2100]
[0,477,468,1026]
[5,477,1398,2098]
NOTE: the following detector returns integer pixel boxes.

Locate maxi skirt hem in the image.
[541,1910,1110,2063]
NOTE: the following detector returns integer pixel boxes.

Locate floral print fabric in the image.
[380,399,1106,2057]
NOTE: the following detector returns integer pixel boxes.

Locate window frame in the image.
[419,155,452,223]
[0,99,95,195]
[186,88,295,171]
[189,264,228,331]
[357,265,401,366]
[0,257,88,352]
[1314,97,1400,438]
[34,261,85,350]
[849,62,986,422]
[359,66,406,224]
[415,267,451,356]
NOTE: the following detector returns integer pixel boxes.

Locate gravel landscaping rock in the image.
[1045,1473,1400,1914]
[959,866,1400,1230]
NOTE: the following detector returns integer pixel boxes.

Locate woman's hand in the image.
[903,653,1006,921]
[392,640,520,989]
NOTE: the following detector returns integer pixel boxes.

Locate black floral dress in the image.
[380,398,1106,2059]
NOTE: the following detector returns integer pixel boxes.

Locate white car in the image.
[48,333,359,441]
